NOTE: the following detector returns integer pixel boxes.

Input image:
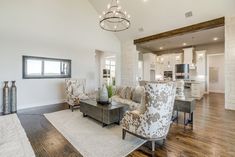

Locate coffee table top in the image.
[80,99,128,110]
[175,97,195,102]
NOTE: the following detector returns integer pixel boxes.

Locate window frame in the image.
[22,56,72,79]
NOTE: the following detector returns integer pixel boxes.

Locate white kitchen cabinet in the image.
[143,53,157,81]
[175,53,183,65]
[191,82,205,99]
[155,53,183,80]
[183,48,194,65]
[162,54,174,71]
[196,50,206,76]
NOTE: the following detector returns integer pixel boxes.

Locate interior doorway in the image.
[95,50,116,88]
[207,54,225,93]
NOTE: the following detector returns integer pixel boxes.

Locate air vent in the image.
[185,11,193,18]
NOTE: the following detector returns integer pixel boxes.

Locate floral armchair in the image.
[121,82,176,151]
[65,79,89,111]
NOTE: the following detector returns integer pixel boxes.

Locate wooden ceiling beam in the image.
[134,17,225,44]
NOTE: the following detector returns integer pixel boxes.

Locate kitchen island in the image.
[184,80,206,100]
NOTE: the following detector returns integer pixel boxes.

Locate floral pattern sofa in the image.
[111,86,146,112]
[121,82,176,151]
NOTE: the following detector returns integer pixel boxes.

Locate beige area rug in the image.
[0,114,35,157]
[44,110,146,157]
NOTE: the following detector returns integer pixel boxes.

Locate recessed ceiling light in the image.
[159,47,163,50]
[183,43,187,46]
[143,0,148,2]
[213,37,218,41]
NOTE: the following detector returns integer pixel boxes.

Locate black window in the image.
[23,56,71,79]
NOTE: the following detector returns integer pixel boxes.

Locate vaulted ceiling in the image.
[88,0,235,42]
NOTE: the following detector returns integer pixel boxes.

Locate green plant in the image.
[107,85,113,98]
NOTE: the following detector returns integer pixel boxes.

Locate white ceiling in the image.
[88,0,235,42]
[139,26,225,52]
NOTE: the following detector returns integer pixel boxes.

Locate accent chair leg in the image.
[122,129,126,140]
[163,139,166,145]
[152,141,155,152]
[72,106,74,112]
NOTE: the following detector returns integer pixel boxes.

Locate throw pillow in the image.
[120,87,127,99]
[132,86,145,103]
[125,87,132,100]
[115,86,123,96]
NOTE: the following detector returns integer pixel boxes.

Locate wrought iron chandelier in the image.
[99,0,131,32]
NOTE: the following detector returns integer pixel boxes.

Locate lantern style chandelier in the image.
[99,0,131,32]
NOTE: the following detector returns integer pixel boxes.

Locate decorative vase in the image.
[10,81,17,113]
[3,81,10,115]
[98,84,109,104]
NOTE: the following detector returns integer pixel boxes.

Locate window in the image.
[23,56,71,79]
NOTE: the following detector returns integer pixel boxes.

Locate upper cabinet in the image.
[143,53,157,81]
[183,48,194,65]
[183,47,197,69]
[175,53,183,65]
[156,53,183,71]
[196,50,206,76]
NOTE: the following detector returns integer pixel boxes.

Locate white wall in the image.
[225,16,235,110]
[208,54,225,93]
[121,40,138,86]
[0,0,121,111]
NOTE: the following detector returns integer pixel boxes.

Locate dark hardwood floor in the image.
[17,93,235,157]
[18,104,82,157]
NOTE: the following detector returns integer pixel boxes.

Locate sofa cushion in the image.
[125,87,132,100]
[132,86,145,103]
[115,86,123,96]
[120,87,127,99]
[112,95,141,111]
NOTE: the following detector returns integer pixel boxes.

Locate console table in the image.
[173,98,196,129]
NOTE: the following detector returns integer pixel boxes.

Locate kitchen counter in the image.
[184,80,205,84]
[184,81,206,100]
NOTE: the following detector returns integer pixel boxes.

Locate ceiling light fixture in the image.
[213,37,218,41]
[183,43,187,46]
[159,47,163,50]
[99,0,131,32]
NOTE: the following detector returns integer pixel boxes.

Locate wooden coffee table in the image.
[80,100,129,127]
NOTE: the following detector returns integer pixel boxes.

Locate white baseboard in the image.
[225,105,235,111]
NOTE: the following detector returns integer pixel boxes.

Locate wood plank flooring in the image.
[17,93,235,157]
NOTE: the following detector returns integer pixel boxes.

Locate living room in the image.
[0,0,235,157]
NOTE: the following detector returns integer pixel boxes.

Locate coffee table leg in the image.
[102,123,107,127]
[115,121,120,125]
[177,111,179,124]
[190,112,193,129]
[184,112,194,130]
